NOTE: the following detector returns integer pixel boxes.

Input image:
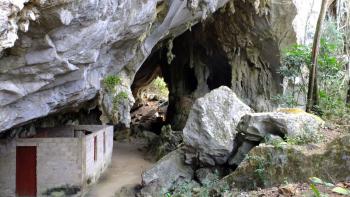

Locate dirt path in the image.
[85,140,154,197]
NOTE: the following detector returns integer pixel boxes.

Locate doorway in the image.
[16,146,37,197]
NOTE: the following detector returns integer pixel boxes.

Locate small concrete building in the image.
[0,125,113,197]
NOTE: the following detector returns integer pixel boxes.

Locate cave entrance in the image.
[131,55,169,134]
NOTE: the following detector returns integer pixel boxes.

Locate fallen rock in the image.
[229,108,324,166]
[140,148,193,196]
[154,125,183,160]
[237,109,324,142]
[195,168,221,186]
[183,86,253,166]
[223,135,350,190]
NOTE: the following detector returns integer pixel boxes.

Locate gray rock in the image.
[223,135,350,190]
[0,0,230,132]
[229,109,325,166]
[237,109,324,142]
[195,168,219,186]
[140,148,193,196]
[183,86,253,166]
[0,0,321,132]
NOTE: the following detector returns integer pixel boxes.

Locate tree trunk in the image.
[306,0,332,113]
[347,79,350,104]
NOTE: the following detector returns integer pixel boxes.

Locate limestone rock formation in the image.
[224,135,350,190]
[238,109,324,142]
[183,86,253,166]
[0,0,229,132]
[0,0,321,133]
[140,148,193,196]
[151,0,321,130]
[0,0,39,53]
[229,109,324,166]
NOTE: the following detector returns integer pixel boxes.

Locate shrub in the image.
[103,75,122,93]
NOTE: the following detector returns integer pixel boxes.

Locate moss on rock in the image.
[223,135,350,190]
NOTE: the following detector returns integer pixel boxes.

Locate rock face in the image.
[140,148,193,196]
[150,0,321,130]
[0,0,321,132]
[229,109,324,166]
[0,0,229,132]
[237,109,324,142]
[183,86,253,166]
[224,135,350,190]
[0,0,39,52]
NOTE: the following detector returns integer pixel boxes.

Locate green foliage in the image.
[310,177,324,185]
[286,130,324,145]
[281,44,311,77]
[310,183,322,197]
[169,171,229,197]
[279,19,349,124]
[277,44,311,107]
[271,94,299,108]
[264,135,286,149]
[112,91,128,112]
[332,187,350,195]
[308,177,350,197]
[315,22,349,122]
[103,75,122,93]
[149,77,169,98]
[245,155,270,186]
[170,181,196,197]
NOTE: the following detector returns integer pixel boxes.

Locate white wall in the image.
[0,125,113,197]
[85,125,113,184]
[0,140,16,197]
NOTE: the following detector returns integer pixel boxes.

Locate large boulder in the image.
[183,86,253,166]
[238,109,324,142]
[140,148,193,196]
[229,108,325,166]
[223,135,350,190]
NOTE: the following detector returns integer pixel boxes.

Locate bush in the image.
[103,75,122,93]
[278,19,349,124]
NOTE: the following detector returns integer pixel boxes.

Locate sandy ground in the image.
[85,140,154,197]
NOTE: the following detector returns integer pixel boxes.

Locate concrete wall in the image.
[0,140,16,197]
[0,138,83,197]
[0,125,113,197]
[84,125,113,184]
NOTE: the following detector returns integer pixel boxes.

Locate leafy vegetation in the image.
[245,155,270,187]
[278,19,350,124]
[112,91,128,112]
[286,129,325,145]
[149,77,169,98]
[142,77,169,100]
[165,170,229,197]
[309,177,350,196]
[103,75,122,93]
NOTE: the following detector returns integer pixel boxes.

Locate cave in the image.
[0,0,324,195]
[130,24,233,132]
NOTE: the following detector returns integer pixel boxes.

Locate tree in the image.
[347,79,350,104]
[306,0,335,112]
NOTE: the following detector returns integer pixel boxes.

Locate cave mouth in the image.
[130,58,170,134]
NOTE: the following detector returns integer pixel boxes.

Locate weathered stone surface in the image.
[140,148,193,196]
[195,168,221,186]
[0,0,40,53]
[152,0,321,131]
[0,0,320,132]
[223,135,350,190]
[0,0,229,132]
[98,75,135,127]
[148,125,183,160]
[237,109,324,142]
[229,108,324,166]
[183,86,253,166]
